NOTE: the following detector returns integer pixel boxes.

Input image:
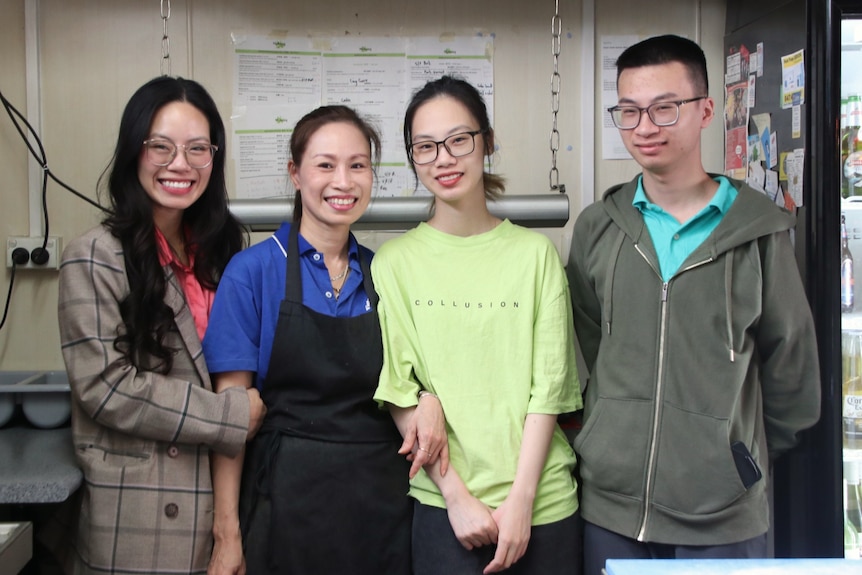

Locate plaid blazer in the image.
[55,225,249,574]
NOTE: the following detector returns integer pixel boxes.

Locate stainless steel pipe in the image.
[230,194,570,231]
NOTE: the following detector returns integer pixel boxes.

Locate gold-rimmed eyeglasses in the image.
[408,130,484,165]
[143,139,218,169]
[607,96,708,130]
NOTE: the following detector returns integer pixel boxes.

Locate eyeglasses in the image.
[408,130,484,165]
[143,139,218,169]
[607,96,708,130]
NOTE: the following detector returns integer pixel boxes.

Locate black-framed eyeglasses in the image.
[143,139,218,169]
[607,96,708,130]
[408,130,485,165]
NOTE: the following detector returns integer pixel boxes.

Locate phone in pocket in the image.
[731,441,763,489]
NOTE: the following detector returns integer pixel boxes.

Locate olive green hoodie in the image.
[567,174,820,545]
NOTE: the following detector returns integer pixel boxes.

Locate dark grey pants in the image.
[412,501,583,575]
[583,520,768,575]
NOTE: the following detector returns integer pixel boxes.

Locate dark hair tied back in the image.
[403,75,505,200]
[288,105,381,224]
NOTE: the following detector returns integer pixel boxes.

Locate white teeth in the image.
[438,174,460,182]
[327,197,356,205]
[162,180,192,189]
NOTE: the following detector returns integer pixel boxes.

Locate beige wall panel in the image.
[0,0,729,370]
[593,0,726,197]
[0,0,585,370]
[0,0,51,371]
[190,0,583,252]
[0,0,27,245]
[0,1,190,370]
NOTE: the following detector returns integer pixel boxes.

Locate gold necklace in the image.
[330,264,349,282]
[332,268,350,299]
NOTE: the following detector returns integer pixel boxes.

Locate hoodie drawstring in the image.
[724,248,736,362]
[603,229,626,336]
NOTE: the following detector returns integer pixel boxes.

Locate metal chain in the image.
[160,0,171,76]
[549,0,564,194]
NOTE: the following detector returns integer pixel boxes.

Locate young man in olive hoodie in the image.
[566,35,820,573]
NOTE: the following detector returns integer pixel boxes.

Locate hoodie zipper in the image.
[633,246,714,541]
[636,278,668,541]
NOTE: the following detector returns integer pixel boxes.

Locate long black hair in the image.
[100,76,245,373]
[403,75,505,200]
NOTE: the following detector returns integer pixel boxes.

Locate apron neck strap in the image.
[286,222,378,309]
[286,223,303,303]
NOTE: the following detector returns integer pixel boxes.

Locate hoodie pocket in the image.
[574,396,652,497]
[651,402,748,515]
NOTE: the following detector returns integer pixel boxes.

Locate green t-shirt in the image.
[372,220,582,526]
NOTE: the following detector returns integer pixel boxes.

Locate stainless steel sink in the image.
[0,372,71,429]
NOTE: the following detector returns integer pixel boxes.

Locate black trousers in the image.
[583,520,768,575]
[412,501,583,575]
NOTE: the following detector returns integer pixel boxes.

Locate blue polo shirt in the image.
[633,176,737,281]
[202,222,374,388]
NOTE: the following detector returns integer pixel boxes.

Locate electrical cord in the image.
[0,89,106,253]
[0,89,106,326]
[0,267,17,331]
[0,248,30,331]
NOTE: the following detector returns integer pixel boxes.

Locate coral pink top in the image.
[154,227,214,342]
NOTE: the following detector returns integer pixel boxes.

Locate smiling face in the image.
[409,95,487,207]
[289,121,373,233]
[137,101,213,230]
[616,61,714,178]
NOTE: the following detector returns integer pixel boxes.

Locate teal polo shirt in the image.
[633,175,737,281]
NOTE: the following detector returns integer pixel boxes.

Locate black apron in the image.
[239,224,411,574]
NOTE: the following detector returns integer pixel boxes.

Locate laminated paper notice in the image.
[780,49,805,109]
[780,148,805,209]
[725,81,749,180]
[230,33,494,199]
[601,35,640,160]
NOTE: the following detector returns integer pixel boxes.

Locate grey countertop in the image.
[604,559,862,575]
[0,426,81,504]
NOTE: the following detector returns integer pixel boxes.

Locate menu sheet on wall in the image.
[231,34,494,199]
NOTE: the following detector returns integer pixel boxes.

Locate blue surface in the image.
[605,558,862,575]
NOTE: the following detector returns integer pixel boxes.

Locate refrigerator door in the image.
[725,0,847,560]
[798,1,862,560]
[840,18,862,559]
[842,201,862,558]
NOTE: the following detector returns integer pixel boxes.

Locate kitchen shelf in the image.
[0,371,71,429]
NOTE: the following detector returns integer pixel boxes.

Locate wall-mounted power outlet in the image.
[6,236,62,270]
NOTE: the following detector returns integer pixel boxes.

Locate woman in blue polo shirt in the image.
[203,105,445,575]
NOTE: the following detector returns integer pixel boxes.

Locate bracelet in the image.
[418,390,438,401]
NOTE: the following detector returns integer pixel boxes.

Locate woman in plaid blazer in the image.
[53,77,266,575]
